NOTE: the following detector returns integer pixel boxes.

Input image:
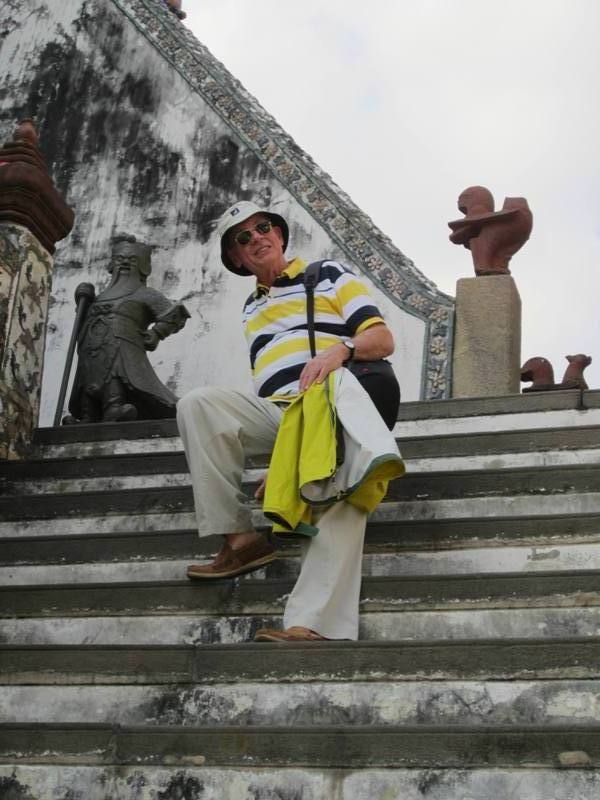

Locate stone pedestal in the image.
[0,225,54,458]
[451,275,521,398]
[0,120,74,458]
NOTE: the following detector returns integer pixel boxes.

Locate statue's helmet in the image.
[110,234,152,278]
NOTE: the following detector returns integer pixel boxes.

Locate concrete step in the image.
[29,394,600,459]
[4,429,600,495]
[2,722,600,768]
[3,513,600,563]
[12,423,600,472]
[3,638,600,684]
[2,394,599,792]
[4,496,600,542]
[1,464,599,522]
[2,679,600,727]
[30,390,600,442]
[2,764,600,800]
[5,606,600,645]
[6,540,600,585]
[3,570,600,617]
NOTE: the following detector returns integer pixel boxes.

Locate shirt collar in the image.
[253,257,307,298]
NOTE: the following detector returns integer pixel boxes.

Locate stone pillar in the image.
[0,120,74,458]
[451,275,521,398]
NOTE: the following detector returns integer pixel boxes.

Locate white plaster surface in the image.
[2,680,599,726]
[3,607,600,645]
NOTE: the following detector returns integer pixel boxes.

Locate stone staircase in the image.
[2,390,600,798]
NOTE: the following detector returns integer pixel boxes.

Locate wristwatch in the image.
[341,339,355,363]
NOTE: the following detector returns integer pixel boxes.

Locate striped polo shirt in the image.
[243,257,384,398]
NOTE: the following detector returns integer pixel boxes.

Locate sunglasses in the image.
[232,220,273,246]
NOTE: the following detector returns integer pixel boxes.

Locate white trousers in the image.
[176,386,366,639]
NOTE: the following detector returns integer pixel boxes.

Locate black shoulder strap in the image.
[303,260,325,358]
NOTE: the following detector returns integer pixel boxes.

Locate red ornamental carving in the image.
[165,0,186,19]
[0,119,74,254]
[448,186,533,276]
[521,354,592,392]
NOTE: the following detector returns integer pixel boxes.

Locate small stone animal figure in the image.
[562,354,592,390]
[520,357,555,391]
[521,354,592,392]
[448,185,533,276]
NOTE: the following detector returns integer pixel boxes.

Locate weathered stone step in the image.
[2,679,599,727]
[10,423,600,478]
[5,541,600,585]
[2,722,600,768]
[2,638,600,685]
[3,570,600,617]
[4,495,600,540]
[3,513,600,562]
[4,606,600,645]
[5,434,600,495]
[31,390,600,446]
[5,445,600,496]
[31,406,600,460]
[2,764,599,800]
[2,464,599,521]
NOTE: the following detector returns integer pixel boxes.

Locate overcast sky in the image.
[186,1,600,390]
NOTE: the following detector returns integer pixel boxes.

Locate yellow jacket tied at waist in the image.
[263,368,405,536]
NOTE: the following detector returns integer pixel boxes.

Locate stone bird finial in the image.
[449,185,533,276]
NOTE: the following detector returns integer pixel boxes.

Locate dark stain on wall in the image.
[0,774,36,800]
[193,135,272,243]
[157,772,204,800]
[1,0,279,287]
[208,137,240,189]
[128,141,182,208]
[417,770,443,795]
[12,5,183,215]
[248,785,305,800]
[26,37,91,194]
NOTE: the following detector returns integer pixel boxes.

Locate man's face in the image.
[226,213,286,276]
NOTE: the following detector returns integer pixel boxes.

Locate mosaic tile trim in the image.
[110,0,454,399]
[0,228,21,363]
[0,224,53,458]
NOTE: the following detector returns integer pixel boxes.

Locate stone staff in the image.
[53,282,95,426]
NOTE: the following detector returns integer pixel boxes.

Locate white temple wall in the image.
[0,0,439,424]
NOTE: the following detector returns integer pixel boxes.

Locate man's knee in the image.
[176,386,230,424]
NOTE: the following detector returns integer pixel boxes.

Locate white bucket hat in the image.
[217,200,289,276]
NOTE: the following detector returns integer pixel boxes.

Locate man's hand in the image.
[254,473,268,500]
[298,343,348,393]
[298,324,395,393]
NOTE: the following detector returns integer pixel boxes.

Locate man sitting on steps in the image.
[176,201,398,642]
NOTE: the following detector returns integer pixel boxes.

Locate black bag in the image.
[303,261,401,430]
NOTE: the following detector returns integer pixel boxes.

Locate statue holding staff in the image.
[64,234,189,424]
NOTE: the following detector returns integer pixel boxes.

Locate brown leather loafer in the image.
[254,626,329,642]
[187,537,276,580]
